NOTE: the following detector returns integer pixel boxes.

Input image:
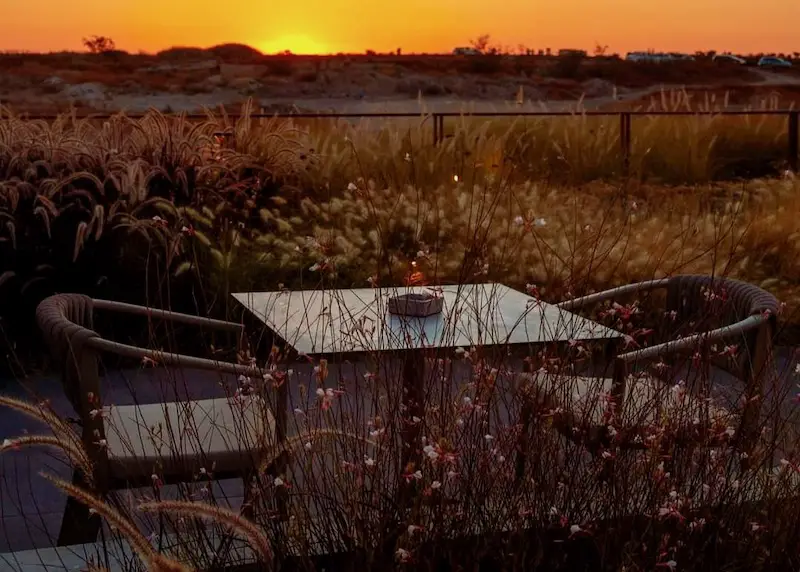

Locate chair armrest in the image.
[87,337,263,377]
[556,279,670,311]
[92,299,243,333]
[617,314,769,364]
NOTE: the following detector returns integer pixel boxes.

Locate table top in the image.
[232,283,622,356]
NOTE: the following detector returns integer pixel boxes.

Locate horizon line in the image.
[1,44,798,58]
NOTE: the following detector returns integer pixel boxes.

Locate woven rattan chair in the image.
[36,294,276,546]
[515,275,779,470]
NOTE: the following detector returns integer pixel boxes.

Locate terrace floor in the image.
[0,348,797,557]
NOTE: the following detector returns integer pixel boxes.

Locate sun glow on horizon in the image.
[258,34,330,55]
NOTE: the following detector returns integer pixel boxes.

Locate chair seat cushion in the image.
[518,372,736,431]
[103,396,275,479]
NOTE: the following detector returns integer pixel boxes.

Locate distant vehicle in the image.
[625,52,687,63]
[758,56,792,68]
[453,47,481,56]
[626,52,663,62]
[712,54,747,65]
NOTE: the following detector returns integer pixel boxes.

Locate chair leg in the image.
[211,469,259,568]
[57,469,101,546]
[240,469,257,519]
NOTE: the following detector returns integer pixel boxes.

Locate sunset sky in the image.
[2,0,798,55]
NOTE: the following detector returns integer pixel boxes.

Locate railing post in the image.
[619,112,631,176]
[432,113,444,146]
[788,111,799,172]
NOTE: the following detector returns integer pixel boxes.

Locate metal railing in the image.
[10,109,800,172]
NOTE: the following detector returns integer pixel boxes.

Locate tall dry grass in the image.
[2,94,800,373]
[1,93,800,570]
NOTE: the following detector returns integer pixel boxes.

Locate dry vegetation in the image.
[1,45,796,114]
[602,85,800,112]
[2,89,800,569]
[2,94,800,349]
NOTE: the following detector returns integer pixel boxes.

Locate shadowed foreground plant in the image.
[256,427,377,475]
[0,395,78,441]
[1,435,93,482]
[137,500,272,563]
[40,472,193,572]
[0,420,380,570]
[0,395,94,482]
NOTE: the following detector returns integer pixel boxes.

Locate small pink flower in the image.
[1,439,18,451]
[622,335,638,349]
[569,524,591,538]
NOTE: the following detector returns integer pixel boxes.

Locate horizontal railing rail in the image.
[9,109,800,119]
[4,108,799,172]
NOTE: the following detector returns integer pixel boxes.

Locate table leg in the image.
[515,359,533,484]
[401,350,425,473]
[274,375,289,518]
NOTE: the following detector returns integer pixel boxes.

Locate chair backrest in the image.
[665,274,779,326]
[36,294,102,425]
[663,275,779,452]
[664,275,779,375]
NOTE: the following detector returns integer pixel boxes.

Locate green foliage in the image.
[2,94,800,373]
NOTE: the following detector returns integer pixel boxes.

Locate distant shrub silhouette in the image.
[82,36,116,54]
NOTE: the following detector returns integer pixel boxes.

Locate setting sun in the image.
[258,34,329,55]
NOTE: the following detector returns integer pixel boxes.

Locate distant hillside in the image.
[155,44,264,63]
[156,46,209,60]
[207,43,264,62]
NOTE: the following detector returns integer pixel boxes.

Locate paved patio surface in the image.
[0,348,796,555]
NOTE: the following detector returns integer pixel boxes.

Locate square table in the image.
[233,283,623,472]
[233,283,620,354]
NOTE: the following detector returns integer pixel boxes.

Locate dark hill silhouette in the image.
[207,43,264,62]
[155,46,209,60]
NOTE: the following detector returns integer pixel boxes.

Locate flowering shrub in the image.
[2,283,800,571]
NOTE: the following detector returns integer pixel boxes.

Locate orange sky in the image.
[1,0,798,55]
